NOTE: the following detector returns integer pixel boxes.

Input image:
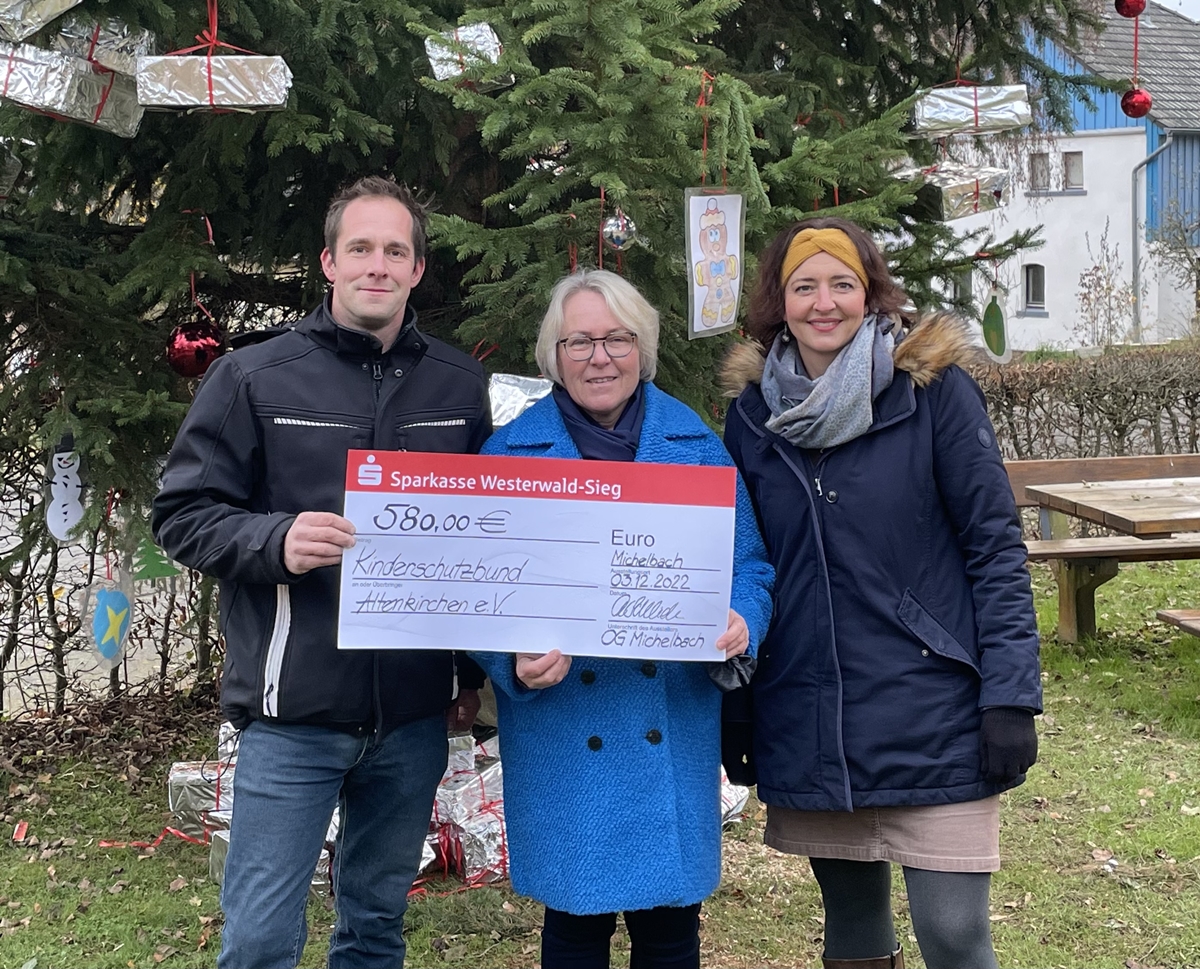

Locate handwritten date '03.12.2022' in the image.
[336,450,736,661]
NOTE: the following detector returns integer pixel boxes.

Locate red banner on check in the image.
[345,451,735,507]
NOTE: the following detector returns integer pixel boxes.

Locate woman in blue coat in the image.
[471,269,774,969]
[721,219,1041,969]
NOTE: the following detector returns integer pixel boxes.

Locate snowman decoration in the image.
[46,445,85,543]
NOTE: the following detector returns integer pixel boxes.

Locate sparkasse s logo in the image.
[357,454,383,486]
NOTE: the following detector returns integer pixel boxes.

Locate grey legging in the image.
[810,858,999,969]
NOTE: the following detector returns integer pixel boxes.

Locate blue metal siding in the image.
[1034,37,1147,132]
[1148,129,1200,241]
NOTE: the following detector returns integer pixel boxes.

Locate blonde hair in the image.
[535,270,659,385]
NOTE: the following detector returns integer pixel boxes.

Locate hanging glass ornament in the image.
[79,571,136,670]
[981,287,1011,364]
[601,209,638,251]
[1121,88,1152,118]
[166,320,224,378]
[1114,0,1145,17]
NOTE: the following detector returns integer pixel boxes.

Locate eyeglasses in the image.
[557,332,638,362]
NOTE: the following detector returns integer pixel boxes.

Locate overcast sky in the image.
[1157,0,1200,21]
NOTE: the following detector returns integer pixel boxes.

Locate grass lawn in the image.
[2,561,1199,968]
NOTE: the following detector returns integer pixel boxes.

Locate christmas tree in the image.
[0,0,1101,517]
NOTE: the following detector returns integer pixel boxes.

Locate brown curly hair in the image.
[745,216,910,350]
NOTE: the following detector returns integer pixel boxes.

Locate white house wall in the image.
[950,127,1181,349]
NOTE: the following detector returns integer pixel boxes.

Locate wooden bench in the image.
[1004,455,1200,642]
[1156,609,1200,638]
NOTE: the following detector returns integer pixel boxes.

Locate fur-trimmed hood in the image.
[719,312,983,398]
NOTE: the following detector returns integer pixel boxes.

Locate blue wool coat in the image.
[721,317,1042,813]
[470,383,774,915]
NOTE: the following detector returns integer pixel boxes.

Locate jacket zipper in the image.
[372,360,383,403]
[262,585,292,717]
[397,418,468,429]
[272,417,361,428]
[740,401,854,810]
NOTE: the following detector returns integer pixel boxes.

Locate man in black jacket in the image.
[153,176,492,969]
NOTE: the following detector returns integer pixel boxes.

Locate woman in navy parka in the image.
[722,218,1041,969]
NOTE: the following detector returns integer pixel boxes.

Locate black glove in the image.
[979,707,1038,782]
[707,653,757,692]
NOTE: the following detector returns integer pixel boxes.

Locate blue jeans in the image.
[218,714,447,969]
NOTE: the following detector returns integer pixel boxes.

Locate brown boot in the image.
[822,944,904,969]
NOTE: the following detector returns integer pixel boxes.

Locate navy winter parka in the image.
[721,315,1042,812]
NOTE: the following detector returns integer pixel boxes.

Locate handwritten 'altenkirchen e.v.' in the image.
[336,451,736,662]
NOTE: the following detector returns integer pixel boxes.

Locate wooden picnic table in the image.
[1024,476,1200,540]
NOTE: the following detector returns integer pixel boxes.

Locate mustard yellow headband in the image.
[780,228,869,289]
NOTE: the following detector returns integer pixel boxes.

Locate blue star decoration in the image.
[91,587,132,660]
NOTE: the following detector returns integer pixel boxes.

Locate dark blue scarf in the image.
[552,382,646,462]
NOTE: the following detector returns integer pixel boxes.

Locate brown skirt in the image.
[764,796,1001,873]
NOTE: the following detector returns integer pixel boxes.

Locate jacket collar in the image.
[501,383,708,458]
[296,296,428,364]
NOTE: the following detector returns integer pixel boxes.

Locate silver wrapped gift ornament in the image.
[167,759,235,839]
[428,752,509,881]
[208,828,230,884]
[210,828,335,899]
[0,0,81,42]
[489,373,552,428]
[135,53,292,110]
[910,84,1031,136]
[52,15,156,76]
[0,43,143,137]
[420,835,437,874]
[433,755,503,828]
[445,731,476,777]
[895,161,1010,222]
[458,805,507,884]
[310,848,333,899]
[425,23,512,91]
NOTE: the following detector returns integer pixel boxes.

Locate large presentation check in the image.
[337,450,736,661]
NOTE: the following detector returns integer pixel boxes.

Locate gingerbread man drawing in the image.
[693,198,739,328]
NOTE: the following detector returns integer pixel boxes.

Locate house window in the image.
[1024,264,1046,310]
[1029,152,1050,191]
[1063,151,1084,190]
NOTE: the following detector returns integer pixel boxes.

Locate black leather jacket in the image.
[153,299,491,734]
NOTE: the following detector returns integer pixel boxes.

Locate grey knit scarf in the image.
[760,314,896,449]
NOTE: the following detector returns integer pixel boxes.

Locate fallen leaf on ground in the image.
[168,877,187,893]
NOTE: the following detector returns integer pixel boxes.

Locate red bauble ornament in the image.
[1121,87,1152,118]
[166,321,224,377]
[1114,0,1146,16]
